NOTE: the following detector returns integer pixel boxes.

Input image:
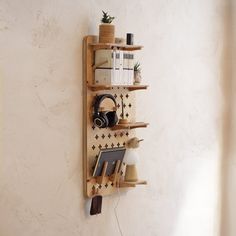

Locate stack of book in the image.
[95,49,134,85]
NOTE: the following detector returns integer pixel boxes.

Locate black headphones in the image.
[93,94,118,128]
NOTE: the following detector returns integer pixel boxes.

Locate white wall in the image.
[0,1,226,236]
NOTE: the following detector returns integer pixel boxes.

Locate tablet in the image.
[93,147,126,177]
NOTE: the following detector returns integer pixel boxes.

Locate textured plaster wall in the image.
[0,1,226,236]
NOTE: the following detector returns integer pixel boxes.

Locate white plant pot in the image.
[134,71,142,84]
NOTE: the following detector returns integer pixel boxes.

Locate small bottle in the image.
[126,33,134,45]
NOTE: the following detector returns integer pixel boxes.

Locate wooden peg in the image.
[92,183,100,195]
[99,107,117,112]
[110,160,121,184]
[97,161,108,184]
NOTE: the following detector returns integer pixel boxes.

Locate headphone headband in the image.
[94,94,117,114]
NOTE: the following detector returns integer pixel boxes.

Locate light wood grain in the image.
[83,35,147,198]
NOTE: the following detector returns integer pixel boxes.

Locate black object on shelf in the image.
[126,33,134,45]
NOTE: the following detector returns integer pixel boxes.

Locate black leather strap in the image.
[90,195,102,215]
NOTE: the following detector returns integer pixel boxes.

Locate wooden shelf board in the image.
[89,42,143,51]
[119,180,147,188]
[125,180,147,185]
[111,122,149,130]
[88,84,148,91]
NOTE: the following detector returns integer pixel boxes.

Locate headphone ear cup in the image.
[93,113,107,128]
[106,111,118,127]
[100,112,109,128]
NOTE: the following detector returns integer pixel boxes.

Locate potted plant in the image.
[99,11,115,43]
[134,62,142,84]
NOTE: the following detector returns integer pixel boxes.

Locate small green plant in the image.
[134,62,141,72]
[101,11,115,24]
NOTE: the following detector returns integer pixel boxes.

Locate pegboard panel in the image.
[83,36,137,198]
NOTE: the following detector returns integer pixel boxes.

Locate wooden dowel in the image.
[101,161,108,178]
[114,160,121,175]
[110,160,121,184]
[97,161,108,184]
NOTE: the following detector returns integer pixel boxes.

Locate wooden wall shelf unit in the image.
[83,35,148,198]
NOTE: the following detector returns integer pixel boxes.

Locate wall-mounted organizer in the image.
[83,35,148,202]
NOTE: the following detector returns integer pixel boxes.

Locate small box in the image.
[95,68,116,85]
